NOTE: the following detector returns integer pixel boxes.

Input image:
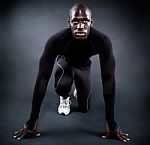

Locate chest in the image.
[63,41,94,58]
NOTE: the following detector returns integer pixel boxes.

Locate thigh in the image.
[54,55,73,89]
[74,67,92,112]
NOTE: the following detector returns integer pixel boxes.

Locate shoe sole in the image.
[58,112,70,115]
[58,110,70,116]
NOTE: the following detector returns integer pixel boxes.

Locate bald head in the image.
[69,3,92,19]
[68,3,93,40]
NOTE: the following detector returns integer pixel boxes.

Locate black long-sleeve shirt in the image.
[27,27,117,132]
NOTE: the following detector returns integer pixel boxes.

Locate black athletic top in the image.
[27,28,118,132]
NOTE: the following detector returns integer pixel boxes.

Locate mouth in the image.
[75,32,86,37]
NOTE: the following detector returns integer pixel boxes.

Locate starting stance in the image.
[13,3,130,142]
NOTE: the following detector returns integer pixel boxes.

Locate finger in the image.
[117,131,127,143]
[122,132,129,137]
[17,128,27,140]
[14,131,20,134]
[14,124,27,139]
[120,133,129,141]
[115,127,126,142]
[27,130,41,137]
[34,132,41,137]
[30,130,41,137]
[14,131,20,138]
[101,132,109,139]
[14,130,23,137]
[17,125,28,140]
[101,135,108,139]
[122,134,130,141]
[14,128,24,138]
[119,130,130,141]
[13,134,19,139]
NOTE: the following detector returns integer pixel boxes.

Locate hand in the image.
[13,121,41,140]
[102,127,130,143]
[101,121,130,143]
[102,127,130,142]
[115,127,130,143]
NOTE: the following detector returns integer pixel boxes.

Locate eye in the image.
[73,21,78,25]
[82,19,90,24]
[71,19,79,25]
[83,20,88,24]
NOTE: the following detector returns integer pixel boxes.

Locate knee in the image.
[55,81,71,96]
[55,80,70,90]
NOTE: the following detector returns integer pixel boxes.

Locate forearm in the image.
[26,75,49,129]
[26,45,56,129]
[103,95,117,132]
[103,77,117,132]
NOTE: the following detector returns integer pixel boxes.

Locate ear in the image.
[91,20,94,27]
[67,18,71,27]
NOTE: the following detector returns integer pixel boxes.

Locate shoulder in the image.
[89,28,113,54]
[90,28,111,44]
[45,28,71,47]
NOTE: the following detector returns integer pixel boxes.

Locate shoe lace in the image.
[60,97,71,107]
[64,98,71,106]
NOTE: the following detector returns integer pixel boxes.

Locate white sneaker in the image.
[73,89,77,99]
[58,96,71,115]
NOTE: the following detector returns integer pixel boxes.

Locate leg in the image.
[54,56,73,115]
[74,67,92,112]
[54,56,73,98]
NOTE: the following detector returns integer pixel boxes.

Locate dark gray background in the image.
[0,0,150,145]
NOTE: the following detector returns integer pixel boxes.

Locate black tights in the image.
[54,55,92,112]
[26,56,92,129]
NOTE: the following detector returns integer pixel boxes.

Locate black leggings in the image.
[26,56,92,129]
[26,56,117,131]
[54,55,92,112]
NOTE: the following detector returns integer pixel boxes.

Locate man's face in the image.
[68,8,93,40]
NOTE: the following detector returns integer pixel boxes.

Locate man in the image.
[13,3,130,142]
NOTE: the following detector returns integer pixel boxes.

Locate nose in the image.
[77,22,84,30]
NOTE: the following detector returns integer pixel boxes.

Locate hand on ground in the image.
[101,120,130,143]
[13,121,41,140]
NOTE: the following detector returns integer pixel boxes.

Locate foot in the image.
[58,96,71,115]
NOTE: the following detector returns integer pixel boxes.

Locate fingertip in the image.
[35,133,41,137]
[123,140,127,143]
[17,138,20,141]
[14,131,18,134]
[101,135,108,139]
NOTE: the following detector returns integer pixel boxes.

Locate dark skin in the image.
[102,120,130,142]
[13,3,130,142]
[13,120,41,140]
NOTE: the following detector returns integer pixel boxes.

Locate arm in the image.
[26,38,57,128]
[99,35,117,132]
[99,36,130,142]
[14,37,57,140]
